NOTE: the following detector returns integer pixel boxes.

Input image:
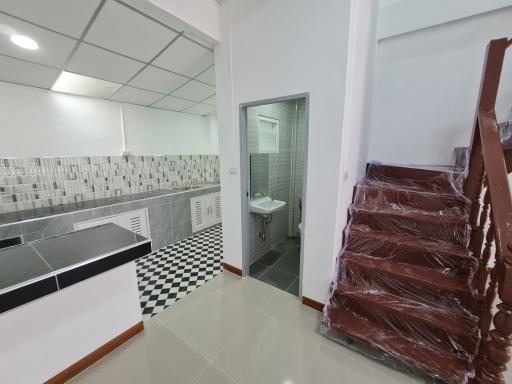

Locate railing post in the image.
[478,245,512,383]
[468,38,512,384]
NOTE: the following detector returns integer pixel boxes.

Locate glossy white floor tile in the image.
[304,343,415,384]
[259,286,322,336]
[69,272,446,384]
[160,290,257,359]
[213,312,320,384]
[190,364,237,384]
[68,322,208,384]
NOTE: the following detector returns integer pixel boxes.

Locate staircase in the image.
[322,163,480,384]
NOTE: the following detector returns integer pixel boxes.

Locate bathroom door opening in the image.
[240,94,309,297]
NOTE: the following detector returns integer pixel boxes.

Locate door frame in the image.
[239,93,310,297]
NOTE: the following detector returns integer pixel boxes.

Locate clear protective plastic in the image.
[321,162,479,384]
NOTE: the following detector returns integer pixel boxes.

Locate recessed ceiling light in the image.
[10,34,38,50]
[52,71,122,99]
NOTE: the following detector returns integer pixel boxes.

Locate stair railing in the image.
[464,37,512,384]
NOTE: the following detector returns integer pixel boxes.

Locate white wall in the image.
[336,1,379,257]
[215,0,378,303]
[0,81,219,157]
[0,81,123,157]
[0,263,141,384]
[378,0,512,39]
[123,104,218,154]
[368,6,512,166]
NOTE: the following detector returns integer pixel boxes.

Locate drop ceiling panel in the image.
[66,43,145,84]
[170,80,215,102]
[152,96,196,111]
[183,103,216,116]
[110,86,162,106]
[129,65,188,94]
[0,0,102,38]
[153,37,214,77]
[195,66,215,85]
[202,95,216,106]
[0,55,61,89]
[0,13,76,67]
[84,0,176,62]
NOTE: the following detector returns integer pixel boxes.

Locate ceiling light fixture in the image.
[10,34,38,50]
[52,71,122,99]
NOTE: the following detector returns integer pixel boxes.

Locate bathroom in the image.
[0,0,223,323]
[245,97,307,296]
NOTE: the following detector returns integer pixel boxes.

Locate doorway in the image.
[240,94,309,297]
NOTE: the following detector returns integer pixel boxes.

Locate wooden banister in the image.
[467,38,512,384]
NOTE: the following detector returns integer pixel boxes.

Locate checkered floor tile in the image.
[136,225,223,320]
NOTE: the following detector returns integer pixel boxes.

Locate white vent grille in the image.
[74,208,149,237]
[214,194,222,220]
[190,192,221,232]
[193,200,204,228]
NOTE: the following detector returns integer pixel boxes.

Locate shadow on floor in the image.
[249,238,300,296]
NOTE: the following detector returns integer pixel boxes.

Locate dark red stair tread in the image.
[357,179,466,199]
[342,252,474,296]
[326,307,474,383]
[350,205,468,225]
[366,163,465,194]
[335,283,478,336]
[347,228,472,259]
[354,181,470,215]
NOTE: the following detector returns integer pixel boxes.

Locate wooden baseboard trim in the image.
[223,262,242,276]
[45,321,144,384]
[302,296,324,312]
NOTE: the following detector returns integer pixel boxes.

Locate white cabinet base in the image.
[190,192,221,233]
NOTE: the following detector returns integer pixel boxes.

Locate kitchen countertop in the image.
[0,223,151,314]
[0,183,220,226]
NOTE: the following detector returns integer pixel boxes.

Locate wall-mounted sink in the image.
[249,196,286,215]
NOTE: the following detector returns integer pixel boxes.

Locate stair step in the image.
[354,181,470,216]
[345,228,478,275]
[333,284,479,359]
[366,163,465,195]
[325,306,474,384]
[335,283,478,336]
[349,205,470,246]
[342,252,473,296]
[340,252,478,314]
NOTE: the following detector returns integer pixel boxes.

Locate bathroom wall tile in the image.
[248,100,297,262]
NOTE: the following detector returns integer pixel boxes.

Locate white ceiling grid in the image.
[0,0,217,116]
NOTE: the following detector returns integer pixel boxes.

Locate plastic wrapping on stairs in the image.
[321,163,479,384]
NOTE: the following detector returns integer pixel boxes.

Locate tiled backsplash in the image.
[0,155,219,213]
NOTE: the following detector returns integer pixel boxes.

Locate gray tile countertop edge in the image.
[0,237,151,296]
[0,184,220,227]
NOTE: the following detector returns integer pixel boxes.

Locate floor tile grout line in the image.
[187,362,210,384]
[285,276,299,293]
[157,299,260,366]
[300,342,322,384]
[208,309,269,363]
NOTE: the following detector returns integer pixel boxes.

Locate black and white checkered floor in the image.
[136,225,223,320]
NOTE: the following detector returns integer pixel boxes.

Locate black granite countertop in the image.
[0,183,220,226]
[0,223,151,314]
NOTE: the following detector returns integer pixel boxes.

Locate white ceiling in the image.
[0,0,217,116]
